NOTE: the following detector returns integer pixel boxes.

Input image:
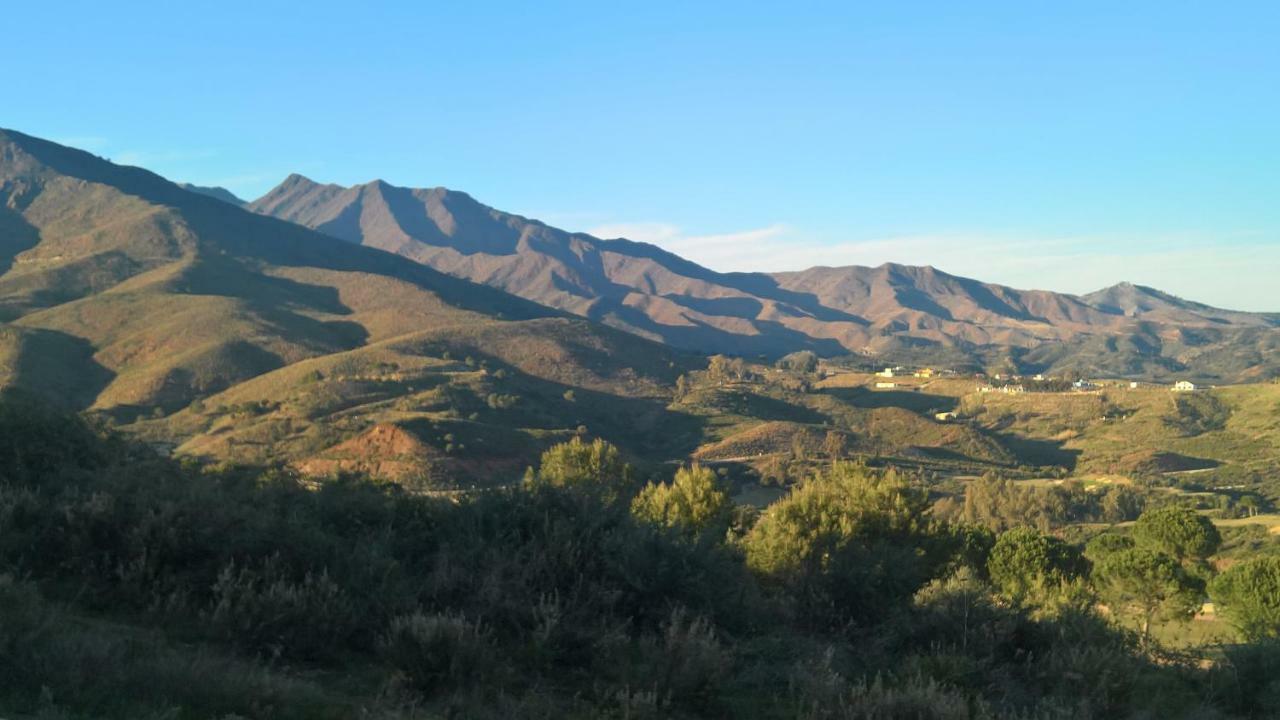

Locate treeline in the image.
[955,475,1148,530]
[2,392,1280,719]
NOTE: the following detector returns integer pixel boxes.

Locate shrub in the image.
[381,611,493,696]
[205,555,361,661]
[628,607,729,711]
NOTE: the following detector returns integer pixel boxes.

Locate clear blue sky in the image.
[8,1,1280,309]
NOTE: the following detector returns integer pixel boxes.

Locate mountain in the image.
[249,175,1280,380]
[177,182,245,206]
[0,129,703,480]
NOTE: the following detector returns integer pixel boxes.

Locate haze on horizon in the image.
[8,1,1279,311]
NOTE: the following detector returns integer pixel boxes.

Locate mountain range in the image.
[2,128,1279,423]
[243,173,1280,379]
[4,128,1280,482]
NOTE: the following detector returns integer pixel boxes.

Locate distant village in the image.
[867,365,1202,395]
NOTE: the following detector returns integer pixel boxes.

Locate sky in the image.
[7,1,1280,310]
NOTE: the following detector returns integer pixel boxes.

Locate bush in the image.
[205,555,362,662]
[382,611,494,696]
[743,463,953,628]
[617,607,729,712]
[1216,640,1280,714]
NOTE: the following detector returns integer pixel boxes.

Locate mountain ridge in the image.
[247,173,1278,379]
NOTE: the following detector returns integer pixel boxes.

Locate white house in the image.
[876,367,895,378]
[874,381,897,389]
[1173,380,1197,392]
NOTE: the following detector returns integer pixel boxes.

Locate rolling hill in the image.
[248,175,1280,380]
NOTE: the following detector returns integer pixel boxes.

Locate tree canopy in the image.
[632,464,732,536]
[523,437,633,501]
[743,463,952,627]
[1210,557,1280,640]
[1132,505,1221,564]
[986,526,1087,606]
[1095,546,1202,641]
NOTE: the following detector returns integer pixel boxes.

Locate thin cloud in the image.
[585,221,1280,311]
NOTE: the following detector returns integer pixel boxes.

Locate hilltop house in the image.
[1173,380,1197,392]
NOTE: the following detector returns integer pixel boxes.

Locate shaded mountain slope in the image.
[177,183,245,206]
[0,129,692,435]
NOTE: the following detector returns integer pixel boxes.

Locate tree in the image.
[948,522,996,579]
[632,464,732,535]
[1099,485,1145,523]
[1210,557,1280,640]
[743,463,952,627]
[822,430,846,460]
[1132,505,1220,564]
[1095,547,1201,642]
[524,437,633,502]
[776,350,818,373]
[1083,532,1135,564]
[986,527,1087,607]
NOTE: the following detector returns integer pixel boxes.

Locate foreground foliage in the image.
[1,391,1278,718]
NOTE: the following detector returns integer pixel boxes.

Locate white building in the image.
[1173,380,1197,392]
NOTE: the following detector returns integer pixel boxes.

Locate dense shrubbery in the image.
[2,390,1279,718]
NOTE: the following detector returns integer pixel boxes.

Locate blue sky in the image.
[8,1,1280,309]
